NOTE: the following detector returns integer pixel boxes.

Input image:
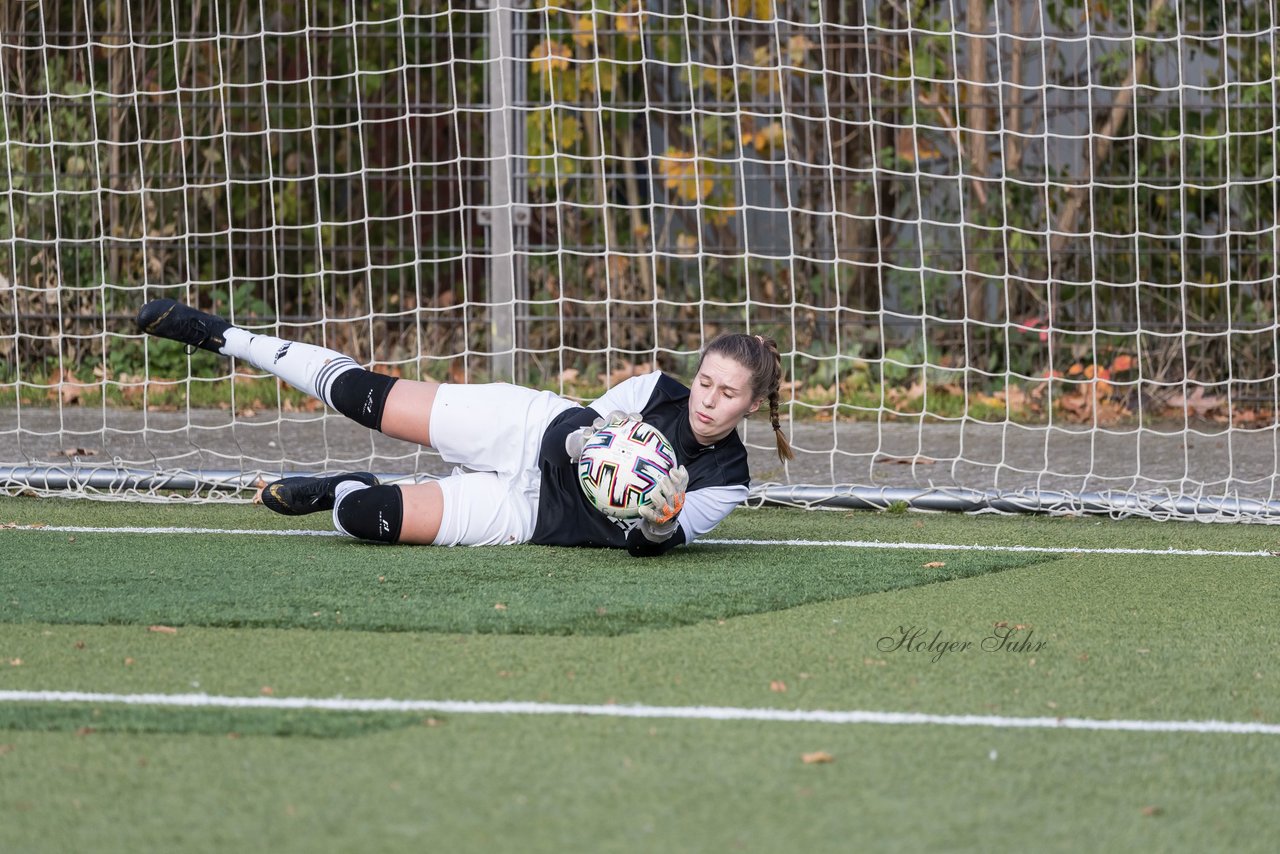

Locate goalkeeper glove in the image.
[638,465,689,542]
[565,410,644,462]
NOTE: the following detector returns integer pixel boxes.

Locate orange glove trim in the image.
[653,493,685,524]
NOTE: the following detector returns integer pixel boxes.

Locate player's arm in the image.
[627,481,748,558]
[590,373,661,422]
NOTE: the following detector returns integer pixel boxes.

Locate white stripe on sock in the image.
[222,328,359,408]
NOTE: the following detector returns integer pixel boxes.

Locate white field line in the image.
[700,538,1280,559]
[0,690,1276,735]
[2,524,1276,558]
[2,524,345,537]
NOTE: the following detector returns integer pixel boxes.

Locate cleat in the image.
[135,298,232,354]
[260,472,380,516]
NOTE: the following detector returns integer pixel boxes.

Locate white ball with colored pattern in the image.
[577,419,677,519]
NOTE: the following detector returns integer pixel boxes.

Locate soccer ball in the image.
[577,419,677,519]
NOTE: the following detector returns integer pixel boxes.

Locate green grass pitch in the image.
[1,495,1279,852]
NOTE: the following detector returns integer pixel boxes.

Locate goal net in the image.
[2,1,1279,520]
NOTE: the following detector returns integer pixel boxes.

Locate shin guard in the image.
[327,369,399,431]
[333,484,403,543]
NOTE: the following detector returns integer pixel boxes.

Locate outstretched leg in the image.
[253,474,444,544]
[138,299,452,543]
[136,298,439,446]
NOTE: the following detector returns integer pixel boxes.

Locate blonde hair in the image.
[697,333,795,462]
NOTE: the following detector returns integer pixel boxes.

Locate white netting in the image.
[1,1,1278,519]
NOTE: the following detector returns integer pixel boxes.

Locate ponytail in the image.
[759,336,795,463]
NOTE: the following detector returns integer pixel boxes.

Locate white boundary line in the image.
[701,538,1279,558]
[3,524,1275,557]
[2,524,345,537]
[0,690,1276,735]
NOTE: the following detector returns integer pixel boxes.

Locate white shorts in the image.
[429,383,576,546]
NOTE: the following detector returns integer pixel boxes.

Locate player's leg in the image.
[136,298,438,445]
[264,470,530,547]
[331,480,443,545]
[378,380,437,447]
[258,472,443,544]
[425,382,576,476]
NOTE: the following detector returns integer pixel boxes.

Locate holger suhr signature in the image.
[877,624,1047,663]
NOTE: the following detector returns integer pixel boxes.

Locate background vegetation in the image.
[0,0,1275,426]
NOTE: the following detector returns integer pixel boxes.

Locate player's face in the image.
[689,353,762,445]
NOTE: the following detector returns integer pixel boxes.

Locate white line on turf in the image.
[701,538,1280,558]
[3,524,345,537]
[0,690,1276,735]
[2,524,1275,557]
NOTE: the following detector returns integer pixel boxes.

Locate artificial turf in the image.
[0,706,1276,853]
[1,497,1279,852]
[0,529,1048,635]
[0,702,425,738]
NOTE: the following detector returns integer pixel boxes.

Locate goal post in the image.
[2,0,1279,521]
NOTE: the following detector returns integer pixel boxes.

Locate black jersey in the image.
[530,373,751,556]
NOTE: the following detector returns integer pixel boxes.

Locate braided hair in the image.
[698,333,795,462]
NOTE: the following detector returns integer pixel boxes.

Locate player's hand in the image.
[565,425,593,462]
[638,465,688,541]
[603,409,643,427]
[567,411,645,462]
[646,464,689,523]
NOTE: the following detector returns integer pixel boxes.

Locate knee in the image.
[333,484,403,543]
[328,369,398,431]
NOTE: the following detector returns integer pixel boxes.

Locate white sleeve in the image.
[677,484,749,543]
[590,372,662,419]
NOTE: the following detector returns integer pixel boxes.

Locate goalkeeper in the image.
[136,299,793,557]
